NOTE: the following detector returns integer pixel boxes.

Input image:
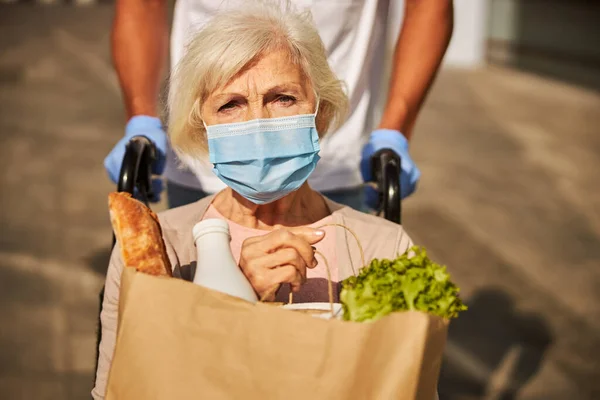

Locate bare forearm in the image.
[112,0,169,118]
[379,0,453,139]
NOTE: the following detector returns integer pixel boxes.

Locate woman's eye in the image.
[276,95,296,106]
[218,101,237,112]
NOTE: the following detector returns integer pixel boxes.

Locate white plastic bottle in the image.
[192,218,258,303]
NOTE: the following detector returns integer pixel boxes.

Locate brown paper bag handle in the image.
[317,223,365,275]
[315,249,334,314]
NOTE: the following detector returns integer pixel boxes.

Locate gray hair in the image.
[167,1,348,159]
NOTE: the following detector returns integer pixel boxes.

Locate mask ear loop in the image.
[200,110,208,130]
[313,89,320,116]
[313,92,322,142]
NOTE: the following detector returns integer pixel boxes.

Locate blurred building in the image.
[387,0,599,86]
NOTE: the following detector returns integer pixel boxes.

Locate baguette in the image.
[108,192,172,276]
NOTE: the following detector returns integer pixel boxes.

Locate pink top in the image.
[203,205,339,303]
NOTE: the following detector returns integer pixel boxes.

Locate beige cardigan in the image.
[92,195,413,399]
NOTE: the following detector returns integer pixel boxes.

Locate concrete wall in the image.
[486,0,600,90]
[488,0,599,59]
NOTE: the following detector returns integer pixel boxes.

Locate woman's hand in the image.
[239,227,325,300]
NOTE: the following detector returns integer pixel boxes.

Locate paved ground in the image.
[1,5,599,400]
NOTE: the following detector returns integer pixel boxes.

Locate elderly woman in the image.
[93,4,414,398]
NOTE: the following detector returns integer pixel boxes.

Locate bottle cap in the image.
[192,219,230,242]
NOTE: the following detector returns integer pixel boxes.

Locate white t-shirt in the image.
[166,0,392,193]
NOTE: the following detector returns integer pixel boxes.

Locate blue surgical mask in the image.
[205,104,320,205]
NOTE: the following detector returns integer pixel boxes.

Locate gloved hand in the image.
[103,115,168,202]
[360,129,421,209]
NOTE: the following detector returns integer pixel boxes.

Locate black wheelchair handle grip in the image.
[117,136,156,206]
[370,149,402,224]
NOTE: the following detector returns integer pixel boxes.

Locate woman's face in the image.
[202,50,317,126]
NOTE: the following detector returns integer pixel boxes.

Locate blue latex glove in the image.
[103,115,168,202]
[360,129,421,209]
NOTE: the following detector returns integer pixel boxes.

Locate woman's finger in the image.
[268,265,303,293]
[254,229,322,268]
[287,226,327,245]
[253,247,309,280]
[253,265,302,300]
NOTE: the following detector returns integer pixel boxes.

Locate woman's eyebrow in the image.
[212,93,245,102]
[264,84,302,96]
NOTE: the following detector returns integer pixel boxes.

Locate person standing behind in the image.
[104,0,453,210]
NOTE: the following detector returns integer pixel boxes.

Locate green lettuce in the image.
[340,246,467,322]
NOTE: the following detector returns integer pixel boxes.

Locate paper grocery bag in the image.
[106,267,449,400]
